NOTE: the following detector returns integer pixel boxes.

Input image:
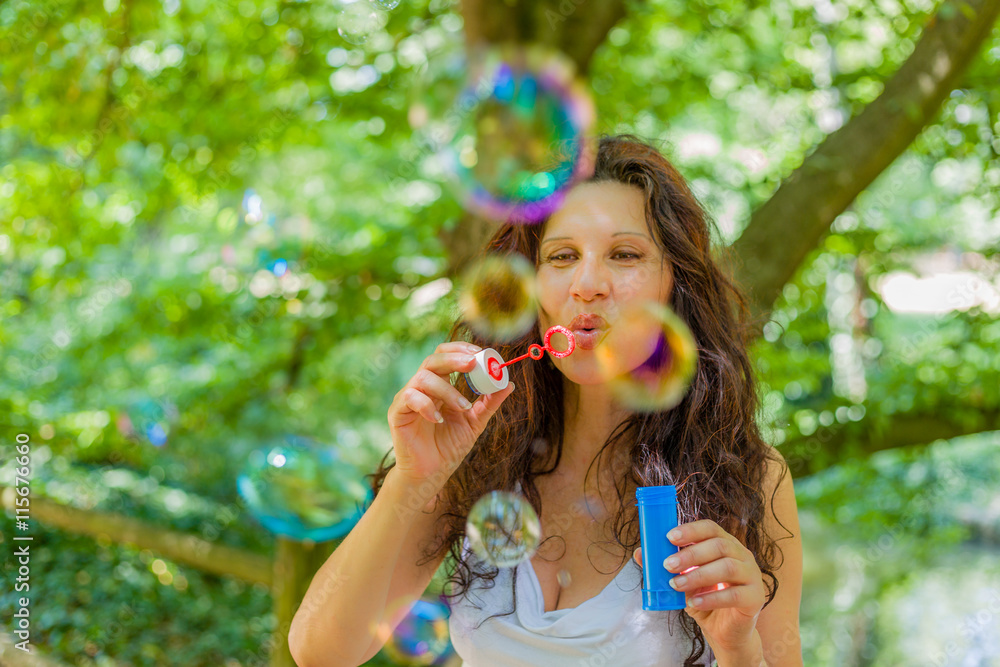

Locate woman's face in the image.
[536,180,674,385]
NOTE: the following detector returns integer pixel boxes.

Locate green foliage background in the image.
[1,0,999,664]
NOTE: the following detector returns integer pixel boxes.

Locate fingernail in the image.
[691,596,703,607]
[434,411,444,423]
[665,555,680,570]
[669,575,686,590]
[667,529,681,541]
[458,397,472,410]
[463,355,475,365]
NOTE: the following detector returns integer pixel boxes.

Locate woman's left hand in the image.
[633,518,766,655]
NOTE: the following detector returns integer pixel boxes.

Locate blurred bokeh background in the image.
[2,0,999,665]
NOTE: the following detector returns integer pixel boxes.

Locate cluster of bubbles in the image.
[466,490,542,568]
[424,44,597,225]
[376,596,455,665]
[116,397,178,447]
[337,0,399,46]
[236,435,372,542]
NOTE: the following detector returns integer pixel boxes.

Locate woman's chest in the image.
[529,480,636,613]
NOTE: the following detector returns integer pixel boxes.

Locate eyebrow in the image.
[540,232,652,244]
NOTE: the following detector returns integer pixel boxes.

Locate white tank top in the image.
[447,532,717,666]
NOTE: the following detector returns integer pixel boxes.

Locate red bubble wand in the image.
[464,325,577,395]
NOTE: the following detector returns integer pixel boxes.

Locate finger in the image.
[663,536,749,573]
[401,387,444,424]
[424,350,481,378]
[667,519,727,547]
[668,557,753,593]
[436,341,483,356]
[413,368,475,412]
[633,547,642,567]
[684,583,762,613]
[689,582,728,597]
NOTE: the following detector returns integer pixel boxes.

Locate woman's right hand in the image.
[387,340,515,489]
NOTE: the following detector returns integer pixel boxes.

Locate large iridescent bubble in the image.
[593,300,699,412]
[424,44,596,225]
[237,435,372,542]
[466,490,541,568]
[458,252,538,343]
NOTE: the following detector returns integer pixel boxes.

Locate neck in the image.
[555,379,632,483]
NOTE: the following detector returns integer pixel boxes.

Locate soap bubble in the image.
[237,435,372,542]
[337,1,385,45]
[594,300,698,412]
[557,569,572,588]
[117,397,178,447]
[378,597,454,665]
[419,43,596,224]
[373,0,400,9]
[466,490,541,568]
[458,252,538,342]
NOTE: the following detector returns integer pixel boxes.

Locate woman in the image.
[288,134,803,667]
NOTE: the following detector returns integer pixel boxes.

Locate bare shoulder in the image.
[756,443,804,666]
[761,444,797,541]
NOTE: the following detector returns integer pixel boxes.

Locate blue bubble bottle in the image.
[635,485,687,610]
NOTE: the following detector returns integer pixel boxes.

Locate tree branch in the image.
[0,489,273,586]
[459,0,632,74]
[730,0,1000,335]
[783,407,1000,477]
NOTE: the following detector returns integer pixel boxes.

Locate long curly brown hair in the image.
[367,133,790,666]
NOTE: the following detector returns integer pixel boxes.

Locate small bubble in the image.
[337,2,383,45]
[466,490,541,568]
[458,253,538,343]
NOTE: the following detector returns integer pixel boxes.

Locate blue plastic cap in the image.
[642,588,688,611]
[635,485,677,504]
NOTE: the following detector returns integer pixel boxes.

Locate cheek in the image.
[535,272,564,315]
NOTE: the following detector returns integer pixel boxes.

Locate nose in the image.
[569,252,611,301]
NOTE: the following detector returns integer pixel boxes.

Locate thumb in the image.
[633,547,642,567]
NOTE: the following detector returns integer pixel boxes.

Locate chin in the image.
[554,359,606,386]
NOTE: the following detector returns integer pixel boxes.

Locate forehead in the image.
[541,180,648,240]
